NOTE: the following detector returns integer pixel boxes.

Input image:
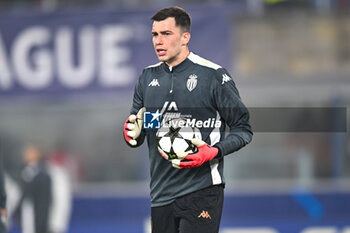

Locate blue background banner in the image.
[8,190,350,233]
[0,7,230,96]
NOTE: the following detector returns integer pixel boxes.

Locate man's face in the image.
[152,17,190,66]
[23,145,41,164]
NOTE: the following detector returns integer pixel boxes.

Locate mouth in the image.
[156,49,166,56]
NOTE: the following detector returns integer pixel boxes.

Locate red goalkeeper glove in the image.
[123,107,146,146]
[172,138,219,169]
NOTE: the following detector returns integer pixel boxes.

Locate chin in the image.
[157,56,167,62]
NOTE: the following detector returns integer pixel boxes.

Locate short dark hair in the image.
[151,6,191,33]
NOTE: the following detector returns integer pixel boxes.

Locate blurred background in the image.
[0,0,349,232]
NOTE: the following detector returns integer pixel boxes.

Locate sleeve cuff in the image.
[213,143,224,159]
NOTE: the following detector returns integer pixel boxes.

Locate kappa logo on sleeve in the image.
[221,74,231,84]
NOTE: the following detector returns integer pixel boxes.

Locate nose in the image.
[154,35,163,45]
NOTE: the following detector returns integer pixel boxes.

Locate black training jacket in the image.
[129,52,252,207]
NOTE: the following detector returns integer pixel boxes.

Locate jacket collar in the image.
[162,52,193,73]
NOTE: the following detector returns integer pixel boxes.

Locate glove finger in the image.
[181,153,197,161]
[127,123,135,130]
[124,128,136,145]
[179,160,198,169]
[124,119,132,138]
[129,114,136,123]
[127,131,136,138]
[129,139,137,146]
[176,151,188,160]
[191,138,206,147]
[124,116,137,146]
[137,107,146,120]
[124,130,132,141]
[124,117,130,129]
[171,159,181,169]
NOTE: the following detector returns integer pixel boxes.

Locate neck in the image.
[166,50,190,67]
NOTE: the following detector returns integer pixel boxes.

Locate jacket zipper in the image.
[170,73,174,93]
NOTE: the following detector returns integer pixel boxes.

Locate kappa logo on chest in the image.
[186,74,198,92]
[148,79,160,87]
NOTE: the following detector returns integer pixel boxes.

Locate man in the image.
[47,152,72,233]
[123,6,252,233]
[20,144,52,233]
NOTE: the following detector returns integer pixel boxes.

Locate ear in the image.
[182,32,191,46]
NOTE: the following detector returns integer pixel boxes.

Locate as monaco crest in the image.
[186,74,197,92]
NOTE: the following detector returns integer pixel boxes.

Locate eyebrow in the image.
[152,30,173,35]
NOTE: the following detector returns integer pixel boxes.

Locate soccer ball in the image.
[156,118,202,160]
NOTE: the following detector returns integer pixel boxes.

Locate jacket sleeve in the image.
[212,68,253,157]
[128,70,146,147]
